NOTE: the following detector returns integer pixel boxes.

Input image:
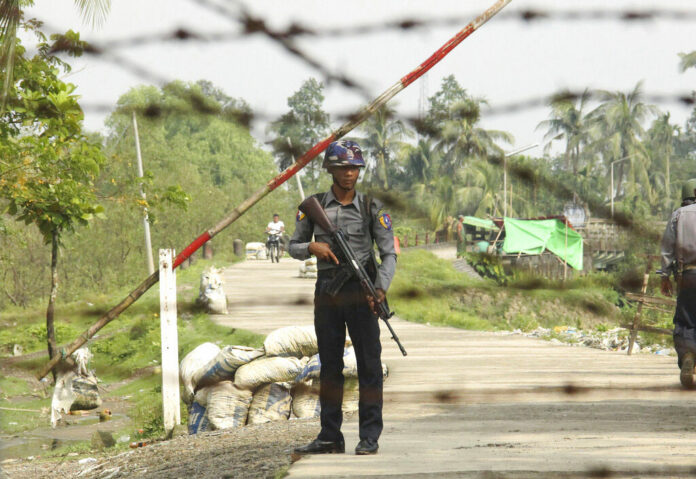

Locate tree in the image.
[0,26,105,372]
[536,90,592,175]
[267,78,329,187]
[360,105,411,190]
[645,113,679,215]
[589,82,659,210]
[0,0,111,110]
[678,51,696,73]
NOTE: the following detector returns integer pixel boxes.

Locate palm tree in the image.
[1,0,111,110]
[400,138,440,186]
[437,97,513,176]
[361,105,411,190]
[536,89,592,175]
[679,51,696,72]
[646,113,678,215]
[589,82,659,208]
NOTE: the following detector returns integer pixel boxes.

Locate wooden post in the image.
[415,233,419,246]
[627,263,651,355]
[159,249,180,433]
[425,232,429,245]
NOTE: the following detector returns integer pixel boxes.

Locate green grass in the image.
[1,255,263,440]
[0,396,51,434]
[0,376,34,398]
[390,249,656,334]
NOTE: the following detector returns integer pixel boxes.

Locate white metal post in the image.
[159,249,180,434]
[133,111,155,275]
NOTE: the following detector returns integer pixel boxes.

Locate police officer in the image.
[660,178,696,388]
[289,140,396,455]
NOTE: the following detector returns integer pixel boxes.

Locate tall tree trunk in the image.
[379,153,389,190]
[46,230,59,381]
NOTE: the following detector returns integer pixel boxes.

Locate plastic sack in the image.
[234,357,305,390]
[207,381,253,430]
[197,267,227,314]
[180,342,221,404]
[264,325,317,358]
[245,242,265,260]
[247,383,292,425]
[50,371,102,427]
[196,346,265,389]
[187,401,210,434]
[291,379,321,419]
[296,347,363,381]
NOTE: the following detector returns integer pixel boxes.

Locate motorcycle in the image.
[266,233,282,263]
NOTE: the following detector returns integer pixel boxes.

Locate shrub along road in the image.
[217,257,696,479]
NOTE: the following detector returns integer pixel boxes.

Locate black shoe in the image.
[681,353,695,389]
[355,438,379,455]
[294,438,345,455]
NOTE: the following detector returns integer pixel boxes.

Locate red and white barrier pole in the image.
[37,0,512,379]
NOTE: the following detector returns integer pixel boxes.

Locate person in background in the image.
[660,178,696,389]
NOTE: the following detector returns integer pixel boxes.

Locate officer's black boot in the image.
[355,438,379,455]
[681,352,695,389]
[294,438,345,455]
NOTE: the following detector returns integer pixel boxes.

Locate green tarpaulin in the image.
[502,217,584,270]
[463,216,498,231]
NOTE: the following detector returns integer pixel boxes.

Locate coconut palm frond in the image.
[73,0,111,27]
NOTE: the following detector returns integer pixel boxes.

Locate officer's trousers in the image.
[314,276,383,443]
[673,272,696,368]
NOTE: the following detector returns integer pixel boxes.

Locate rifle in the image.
[299,195,407,356]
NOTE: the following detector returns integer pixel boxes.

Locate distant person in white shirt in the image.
[266,214,285,236]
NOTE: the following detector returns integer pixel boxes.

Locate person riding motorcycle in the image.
[266,214,285,258]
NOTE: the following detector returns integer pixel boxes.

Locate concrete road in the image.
[215,258,695,479]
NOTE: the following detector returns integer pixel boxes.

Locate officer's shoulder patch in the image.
[296,210,306,222]
[378,213,392,231]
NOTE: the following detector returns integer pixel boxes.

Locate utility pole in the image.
[503,144,539,218]
[287,137,305,200]
[132,111,155,275]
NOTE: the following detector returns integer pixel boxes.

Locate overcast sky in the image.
[25,0,696,154]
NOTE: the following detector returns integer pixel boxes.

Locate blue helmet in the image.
[322,140,365,169]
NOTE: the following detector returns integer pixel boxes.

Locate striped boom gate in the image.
[37,0,512,380]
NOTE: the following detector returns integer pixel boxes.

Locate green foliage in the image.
[267,78,330,188]
[465,252,507,285]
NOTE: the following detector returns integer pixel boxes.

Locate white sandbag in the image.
[197,267,227,314]
[291,379,321,419]
[296,347,366,381]
[187,401,210,434]
[264,325,317,358]
[196,345,265,389]
[50,371,101,428]
[193,385,213,408]
[72,347,93,376]
[234,357,305,390]
[247,383,292,424]
[245,242,265,260]
[180,342,221,404]
[207,381,253,430]
[306,257,317,266]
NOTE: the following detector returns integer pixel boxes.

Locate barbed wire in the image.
[77,7,696,52]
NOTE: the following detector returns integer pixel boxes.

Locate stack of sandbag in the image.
[245,242,267,260]
[299,257,318,278]
[180,325,390,434]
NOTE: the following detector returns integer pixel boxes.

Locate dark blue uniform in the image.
[289,189,396,443]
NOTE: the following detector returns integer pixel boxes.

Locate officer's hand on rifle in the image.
[367,288,386,315]
[661,276,673,297]
[308,242,339,265]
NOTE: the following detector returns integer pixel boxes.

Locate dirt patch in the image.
[2,418,319,479]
